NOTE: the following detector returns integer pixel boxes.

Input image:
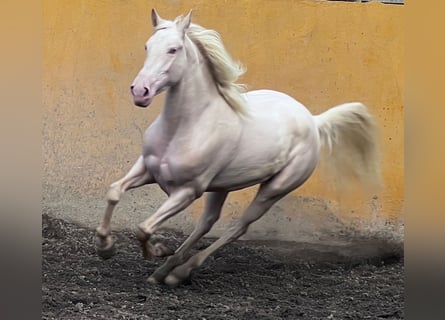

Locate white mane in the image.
[186,23,248,115]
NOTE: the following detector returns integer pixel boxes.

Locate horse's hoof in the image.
[146,276,161,285]
[164,264,192,287]
[96,245,116,259]
[164,274,181,288]
[152,242,174,257]
[95,237,116,260]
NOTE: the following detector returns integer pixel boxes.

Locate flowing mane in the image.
[186,23,248,115]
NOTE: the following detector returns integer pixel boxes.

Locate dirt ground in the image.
[42,213,404,319]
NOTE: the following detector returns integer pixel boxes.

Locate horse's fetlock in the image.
[136,227,151,242]
[96,226,110,238]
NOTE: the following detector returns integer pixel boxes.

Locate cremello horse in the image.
[96,9,381,287]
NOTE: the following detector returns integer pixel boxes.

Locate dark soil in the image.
[42,214,404,319]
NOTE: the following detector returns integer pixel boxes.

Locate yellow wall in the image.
[43,0,403,241]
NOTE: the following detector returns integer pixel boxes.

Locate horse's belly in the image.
[208,165,279,191]
[208,141,292,191]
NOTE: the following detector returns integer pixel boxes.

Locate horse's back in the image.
[208,89,320,191]
[244,89,312,117]
[242,89,318,141]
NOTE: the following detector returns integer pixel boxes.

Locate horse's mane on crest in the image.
[186,23,248,115]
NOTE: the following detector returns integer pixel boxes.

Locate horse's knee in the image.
[106,183,122,204]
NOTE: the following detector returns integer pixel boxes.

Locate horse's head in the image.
[130,9,192,108]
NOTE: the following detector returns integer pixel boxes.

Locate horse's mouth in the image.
[133,96,152,108]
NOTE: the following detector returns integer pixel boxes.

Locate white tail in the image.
[314,102,382,192]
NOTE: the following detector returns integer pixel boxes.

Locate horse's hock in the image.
[43,1,403,245]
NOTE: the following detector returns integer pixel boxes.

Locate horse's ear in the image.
[177,10,192,33]
[151,8,165,27]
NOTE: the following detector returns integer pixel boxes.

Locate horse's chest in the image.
[142,124,227,190]
[145,155,173,185]
[144,148,203,190]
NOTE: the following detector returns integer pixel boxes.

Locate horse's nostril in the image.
[130,85,149,97]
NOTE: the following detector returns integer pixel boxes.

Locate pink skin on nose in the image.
[131,82,156,107]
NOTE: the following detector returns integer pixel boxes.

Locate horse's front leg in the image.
[135,187,198,264]
[95,156,153,259]
[147,191,228,284]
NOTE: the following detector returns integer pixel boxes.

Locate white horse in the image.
[96,9,381,287]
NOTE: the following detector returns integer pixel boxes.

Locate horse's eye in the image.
[144,45,147,51]
[168,48,177,55]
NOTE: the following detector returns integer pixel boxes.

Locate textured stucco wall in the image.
[43,0,404,242]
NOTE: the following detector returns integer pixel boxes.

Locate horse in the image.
[95,9,381,287]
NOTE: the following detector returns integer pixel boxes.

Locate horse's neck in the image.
[161,40,228,134]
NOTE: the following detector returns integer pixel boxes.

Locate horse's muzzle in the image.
[131,85,154,107]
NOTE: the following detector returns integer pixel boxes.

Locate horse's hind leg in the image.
[95,156,153,259]
[147,191,228,284]
[162,186,282,287]
[164,155,316,287]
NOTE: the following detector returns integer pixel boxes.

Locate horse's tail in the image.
[314,102,382,192]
